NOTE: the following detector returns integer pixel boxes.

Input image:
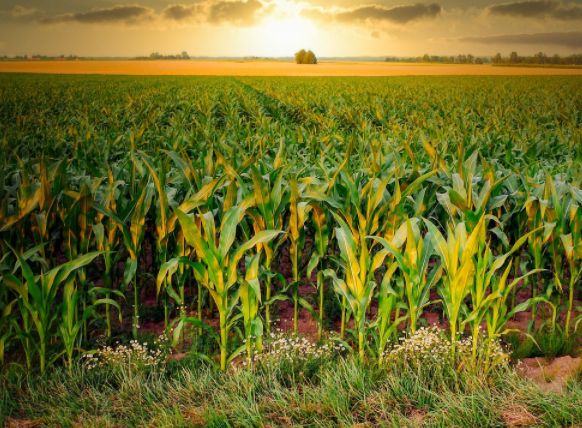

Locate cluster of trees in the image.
[0,54,80,61]
[492,52,582,66]
[385,52,582,66]
[385,54,488,64]
[134,52,190,60]
[295,49,317,64]
[243,56,276,60]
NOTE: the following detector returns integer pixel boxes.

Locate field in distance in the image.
[2,59,582,76]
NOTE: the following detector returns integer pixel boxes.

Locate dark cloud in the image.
[207,0,263,25]
[39,1,266,27]
[39,4,154,25]
[487,0,582,20]
[11,6,38,17]
[302,3,441,25]
[457,31,582,48]
[163,4,203,21]
[164,0,264,25]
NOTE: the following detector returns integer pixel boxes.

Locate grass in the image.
[2,334,582,427]
[506,327,580,362]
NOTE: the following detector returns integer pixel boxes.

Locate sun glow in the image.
[253,15,319,56]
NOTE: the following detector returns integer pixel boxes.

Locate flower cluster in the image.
[84,334,170,373]
[249,329,346,367]
[381,326,510,373]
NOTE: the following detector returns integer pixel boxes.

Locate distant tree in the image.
[474,57,483,64]
[304,50,317,64]
[533,51,547,64]
[423,53,430,62]
[509,51,518,64]
[493,53,502,64]
[295,49,307,64]
[467,54,474,64]
[181,51,189,59]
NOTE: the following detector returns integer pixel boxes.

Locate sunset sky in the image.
[1,0,582,58]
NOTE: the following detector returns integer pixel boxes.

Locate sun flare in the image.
[254,15,319,56]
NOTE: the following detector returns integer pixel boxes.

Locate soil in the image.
[518,356,581,393]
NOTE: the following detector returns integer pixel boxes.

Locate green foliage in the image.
[295,49,317,64]
[1,74,582,375]
[3,344,582,427]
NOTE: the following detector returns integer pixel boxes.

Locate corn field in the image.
[1,74,582,372]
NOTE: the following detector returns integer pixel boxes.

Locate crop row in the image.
[1,74,582,372]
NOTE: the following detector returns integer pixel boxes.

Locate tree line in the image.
[385,54,488,64]
[0,54,80,61]
[133,52,190,60]
[384,52,582,66]
[492,52,582,66]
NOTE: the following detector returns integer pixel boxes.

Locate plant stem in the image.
[266,274,272,333]
[293,284,299,333]
[198,282,202,336]
[318,269,324,341]
[340,296,346,340]
[219,309,227,370]
[132,259,139,340]
[40,342,46,374]
[566,267,577,337]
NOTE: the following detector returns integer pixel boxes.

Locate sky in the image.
[1,0,582,57]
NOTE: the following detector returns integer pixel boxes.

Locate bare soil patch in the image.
[518,356,581,393]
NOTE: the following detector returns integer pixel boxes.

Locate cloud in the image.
[302,2,442,25]
[11,5,38,17]
[163,0,265,26]
[39,1,269,27]
[0,5,39,20]
[39,4,155,25]
[487,0,582,20]
[456,31,582,48]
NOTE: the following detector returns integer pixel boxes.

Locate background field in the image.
[2,60,582,76]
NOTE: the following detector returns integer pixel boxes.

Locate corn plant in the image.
[287,174,312,333]
[4,245,104,373]
[560,204,582,336]
[464,228,542,362]
[369,262,407,363]
[521,174,554,322]
[58,277,121,371]
[96,180,154,339]
[306,201,330,341]
[239,252,263,363]
[175,204,283,370]
[324,215,376,361]
[423,216,485,352]
[369,218,442,333]
[247,165,288,332]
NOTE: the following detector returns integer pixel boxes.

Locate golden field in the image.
[1,60,582,75]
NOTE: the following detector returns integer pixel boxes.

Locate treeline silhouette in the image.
[385,54,488,64]
[492,52,582,66]
[133,52,190,60]
[385,52,582,66]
